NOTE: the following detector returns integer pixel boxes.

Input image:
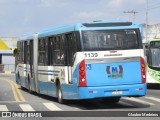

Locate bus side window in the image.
[60,36,65,65]
[53,36,61,65]
[24,41,27,64]
[49,36,65,66]
[65,33,77,66]
[48,37,53,65]
[45,38,49,65]
[20,42,23,63]
[17,42,21,62]
[38,39,45,65]
[21,42,24,63]
[26,41,30,64]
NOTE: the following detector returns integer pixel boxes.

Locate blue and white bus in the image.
[15,21,146,104]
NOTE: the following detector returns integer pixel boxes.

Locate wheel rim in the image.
[58,87,62,101]
[29,83,32,92]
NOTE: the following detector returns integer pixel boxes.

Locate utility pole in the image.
[123,10,138,22]
[146,0,149,41]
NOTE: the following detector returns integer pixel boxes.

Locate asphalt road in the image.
[0,73,160,120]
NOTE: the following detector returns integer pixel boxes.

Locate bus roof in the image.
[19,20,141,41]
[148,38,160,42]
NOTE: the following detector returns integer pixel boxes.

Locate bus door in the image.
[65,33,77,84]
[25,40,33,78]
[29,40,33,78]
[25,40,34,91]
[24,41,28,78]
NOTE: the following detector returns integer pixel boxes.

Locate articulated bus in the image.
[145,38,160,85]
[15,21,146,104]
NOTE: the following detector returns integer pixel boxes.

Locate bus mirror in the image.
[13,48,18,57]
[145,45,148,49]
[146,49,149,57]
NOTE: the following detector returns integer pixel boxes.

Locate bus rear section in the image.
[78,51,146,99]
[77,28,146,100]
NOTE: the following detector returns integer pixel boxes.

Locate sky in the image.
[0,0,160,37]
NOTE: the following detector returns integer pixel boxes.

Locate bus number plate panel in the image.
[112,90,123,95]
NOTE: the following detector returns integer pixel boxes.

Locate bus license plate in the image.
[112,91,122,95]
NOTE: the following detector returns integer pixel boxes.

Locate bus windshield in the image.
[149,48,160,67]
[81,29,142,51]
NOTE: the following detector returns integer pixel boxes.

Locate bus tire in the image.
[102,97,121,103]
[17,72,20,84]
[28,76,33,93]
[18,73,24,90]
[57,82,65,104]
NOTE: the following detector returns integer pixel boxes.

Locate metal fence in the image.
[0,64,15,73]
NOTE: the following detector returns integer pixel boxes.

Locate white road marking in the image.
[123,97,155,105]
[19,104,35,111]
[145,97,160,103]
[43,103,62,111]
[0,105,9,111]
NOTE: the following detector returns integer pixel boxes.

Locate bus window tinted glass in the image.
[149,48,160,67]
[81,29,141,51]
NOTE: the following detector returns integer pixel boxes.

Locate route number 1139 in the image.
[84,53,98,58]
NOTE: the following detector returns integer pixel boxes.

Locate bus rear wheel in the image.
[57,83,65,104]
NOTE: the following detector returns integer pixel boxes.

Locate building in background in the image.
[143,23,160,43]
[0,37,18,73]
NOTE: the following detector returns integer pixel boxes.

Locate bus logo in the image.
[106,65,123,79]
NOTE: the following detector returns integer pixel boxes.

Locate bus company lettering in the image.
[106,65,123,79]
